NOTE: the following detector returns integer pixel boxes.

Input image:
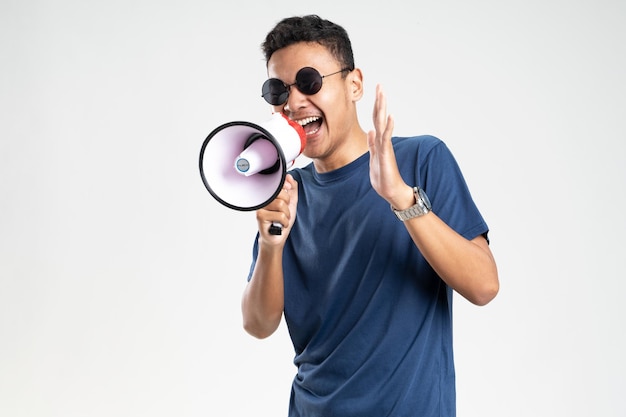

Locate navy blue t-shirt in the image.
[247,136,489,417]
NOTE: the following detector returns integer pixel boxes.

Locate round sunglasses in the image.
[261,67,352,106]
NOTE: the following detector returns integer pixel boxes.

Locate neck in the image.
[312,130,369,174]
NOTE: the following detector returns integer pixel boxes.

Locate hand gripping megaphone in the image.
[199,112,306,235]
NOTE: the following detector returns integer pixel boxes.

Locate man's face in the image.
[266,42,357,166]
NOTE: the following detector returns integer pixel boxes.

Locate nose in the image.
[283,85,308,113]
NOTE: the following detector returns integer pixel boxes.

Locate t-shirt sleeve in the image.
[413,138,489,241]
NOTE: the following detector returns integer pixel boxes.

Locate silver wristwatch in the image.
[392,187,432,221]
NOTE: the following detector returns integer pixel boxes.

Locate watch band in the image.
[392,187,431,221]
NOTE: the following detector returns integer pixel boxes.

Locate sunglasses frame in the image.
[261,66,352,106]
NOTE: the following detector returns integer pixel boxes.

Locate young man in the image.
[241,14,499,417]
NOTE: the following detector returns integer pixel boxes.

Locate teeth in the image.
[296,116,320,126]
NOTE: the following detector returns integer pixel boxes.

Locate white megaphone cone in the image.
[199,112,306,235]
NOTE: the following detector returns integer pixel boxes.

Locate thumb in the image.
[285,174,298,225]
[366,129,376,152]
[286,174,298,202]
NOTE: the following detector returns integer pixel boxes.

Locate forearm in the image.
[241,243,285,338]
[405,212,499,306]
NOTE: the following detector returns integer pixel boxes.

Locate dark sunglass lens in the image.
[262,79,289,105]
[296,67,323,95]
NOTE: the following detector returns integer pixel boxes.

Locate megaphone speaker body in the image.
[199,112,306,216]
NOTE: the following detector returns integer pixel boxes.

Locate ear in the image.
[348,68,364,101]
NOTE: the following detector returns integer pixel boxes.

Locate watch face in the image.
[418,188,432,210]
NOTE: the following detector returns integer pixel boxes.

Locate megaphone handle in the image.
[269,222,283,235]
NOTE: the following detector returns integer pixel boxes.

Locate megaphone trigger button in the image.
[269,224,283,235]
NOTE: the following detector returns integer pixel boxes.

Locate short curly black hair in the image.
[261,15,355,71]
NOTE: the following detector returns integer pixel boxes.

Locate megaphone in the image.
[199,112,306,235]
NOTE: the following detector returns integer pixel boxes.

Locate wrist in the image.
[389,185,417,211]
[391,186,432,221]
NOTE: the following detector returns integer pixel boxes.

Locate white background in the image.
[1,1,625,416]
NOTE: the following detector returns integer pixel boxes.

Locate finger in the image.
[266,175,298,230]
[373,85,388,136]
[384,113,395,139]
[257,199,289,231]
[284,173,297,190]
[372,85,395,147]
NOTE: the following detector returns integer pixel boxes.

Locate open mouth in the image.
[296,116,323,136]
